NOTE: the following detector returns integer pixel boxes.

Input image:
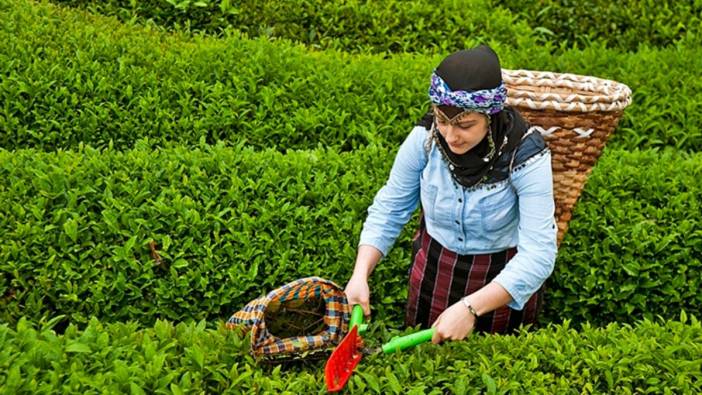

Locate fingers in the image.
[360,302,371,317]
[433,328,465,344]
[431,330,440,344]
[431,311,471,344]
[353,299,371,317]
[350,302,371,318]
[431,316,443,344]
[345,294,370,316]
[344,279,372,318]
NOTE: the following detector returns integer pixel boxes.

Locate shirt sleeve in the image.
[492,150,558,310]
[358,126,428,257]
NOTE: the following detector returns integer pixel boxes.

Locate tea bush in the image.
[2,0,702,152]
[544,147,702,325]
[0,315,700,393]
[1,143,700,328]
[1,0,701,389]
[393,142,699,328]
[49,0,701,53]
[498,0,702,51]
[51,0,537,54]
[0,141,392,327]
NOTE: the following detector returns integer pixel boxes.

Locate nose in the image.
[445,125,461,145]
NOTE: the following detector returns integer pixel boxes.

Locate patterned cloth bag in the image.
[227,277,351,361]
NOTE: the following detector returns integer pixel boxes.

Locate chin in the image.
[449,146,470,155]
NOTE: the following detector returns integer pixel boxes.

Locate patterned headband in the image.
[428,71,507,115]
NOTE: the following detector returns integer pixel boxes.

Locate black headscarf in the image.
[430,45,528,188]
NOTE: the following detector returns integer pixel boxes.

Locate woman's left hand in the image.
[431,301,476,344]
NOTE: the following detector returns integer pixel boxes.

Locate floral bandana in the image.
[428,71,507,115]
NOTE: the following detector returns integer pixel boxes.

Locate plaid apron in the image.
[405,215,542,333]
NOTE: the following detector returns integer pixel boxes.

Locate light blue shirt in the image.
[359,126,558,310]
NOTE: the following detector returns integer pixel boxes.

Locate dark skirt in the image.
[404,216,542,334]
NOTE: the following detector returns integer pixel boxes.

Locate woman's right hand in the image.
[344,274,371,317]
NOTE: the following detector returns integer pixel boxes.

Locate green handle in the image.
[381,328,435,354]
[349,305,364,329]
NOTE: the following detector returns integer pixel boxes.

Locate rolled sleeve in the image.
[492,151,558,310]
[358,127,427,257]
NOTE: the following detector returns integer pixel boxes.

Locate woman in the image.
[344,45,558,344]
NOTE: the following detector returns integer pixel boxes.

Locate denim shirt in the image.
[359,125,558,310]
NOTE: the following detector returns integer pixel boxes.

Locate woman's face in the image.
[434,105,489,155]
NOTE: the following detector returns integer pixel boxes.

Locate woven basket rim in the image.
[502,69,632,113]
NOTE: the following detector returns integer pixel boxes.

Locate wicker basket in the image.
[502,69,632,247]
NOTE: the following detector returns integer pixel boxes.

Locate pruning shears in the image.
[324,305,435,392]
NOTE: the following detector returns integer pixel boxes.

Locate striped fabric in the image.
[227,277,350,360]
[405,216,542,333]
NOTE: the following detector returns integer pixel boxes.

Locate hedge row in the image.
[499,0,702,52]
[2,0,702,152]
[0,141,395,328]
[1,315,700,394]
[544,147,702,325]
[51,0,700,53]
[51,0,537,54]
[1,143,700,328]
[0,0,428,152]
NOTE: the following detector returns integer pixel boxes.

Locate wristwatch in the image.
[461,296,479,319]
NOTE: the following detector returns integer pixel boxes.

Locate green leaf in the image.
[360,372,380,393]
[230,370,253,388]
[172,259,189,269]
[386,371,402,392]
[124,236,137,255]
[63,218,78,243]
[130,382,146,395]
[65,342,91,353]
[40,315,67,331]
[481,373,497,395]
[187,346,204,369]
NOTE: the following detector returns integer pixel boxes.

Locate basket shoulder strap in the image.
[508,126,545,191]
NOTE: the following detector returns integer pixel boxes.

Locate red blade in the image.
[324,325,363,392]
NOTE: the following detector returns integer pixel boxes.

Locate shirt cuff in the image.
[491,272,530,311]
[358,233,391,258]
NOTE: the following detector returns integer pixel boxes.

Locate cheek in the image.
[476,123,490,138]
[462,127,488,144]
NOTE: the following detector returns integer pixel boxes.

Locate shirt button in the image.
[455,220,460,224]
[458,237,463,242]
[458,198,463,203]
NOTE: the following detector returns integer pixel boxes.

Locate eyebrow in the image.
[456,119,478,125]
[436,117,478,126]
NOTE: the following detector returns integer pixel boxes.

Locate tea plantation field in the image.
[1,0,700,393]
